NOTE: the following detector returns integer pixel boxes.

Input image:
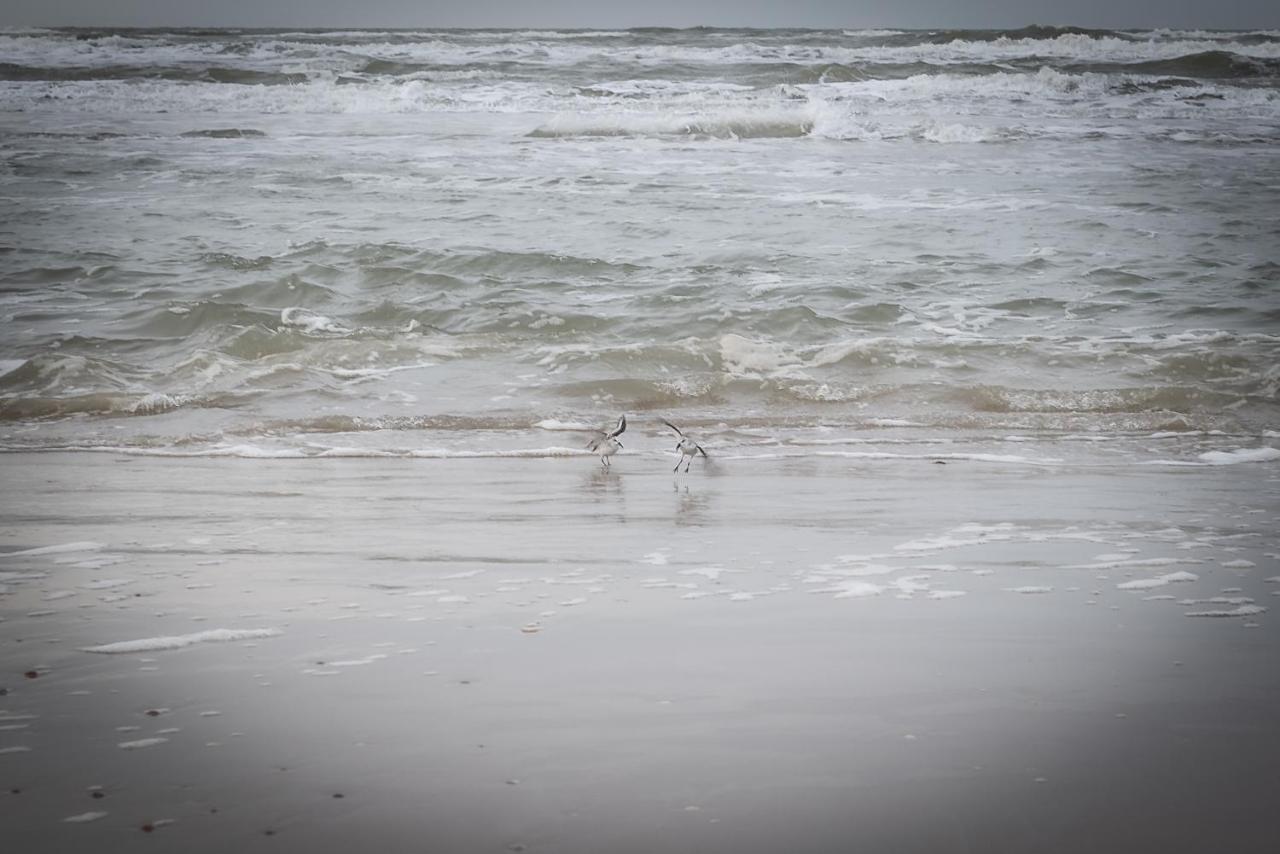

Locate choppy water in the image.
[1,25,1278,465]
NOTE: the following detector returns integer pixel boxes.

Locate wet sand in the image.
[2,452,1278,853]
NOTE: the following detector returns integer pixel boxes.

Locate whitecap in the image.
[1198,447,1280,465]
[279,306,350,334]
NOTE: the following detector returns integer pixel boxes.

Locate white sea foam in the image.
[1197,447,1280,465]
[534,418,593,431]
[806,579,883,599]
[719,334,805,377]
[1184,604,1268,618]
[894,522,1020,552]
[1117,571,1200,590]
[280,307,351,334]
[130,392,188,414]
[118,737,168,749]
[82,628,282,654]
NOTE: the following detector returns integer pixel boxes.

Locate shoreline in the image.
[2,452,1278,852]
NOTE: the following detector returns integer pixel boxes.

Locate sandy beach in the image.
[2,451,1277,853]
[3,17,1279,854]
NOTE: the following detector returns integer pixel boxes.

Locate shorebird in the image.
[587,414,626,467]
[660,418,708,473]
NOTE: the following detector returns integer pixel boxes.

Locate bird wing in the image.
[696,443,708,458]
[659,417,684,438]
[608,414,627,439]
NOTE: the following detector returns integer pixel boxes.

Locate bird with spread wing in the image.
[587,414,627,467]
[660,418,708,473]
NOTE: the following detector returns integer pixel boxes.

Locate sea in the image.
[1,25,1278,466]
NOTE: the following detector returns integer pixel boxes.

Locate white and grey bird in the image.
[660,418,708,473]
[587,414,627,467]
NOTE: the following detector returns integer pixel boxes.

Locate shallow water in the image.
[0,26,1278,464]
[1,453,1278,853]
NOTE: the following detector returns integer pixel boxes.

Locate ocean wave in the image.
[0,390,205,419]
[279,306,350,335]
[529,108,1024,143]
[0,353,138,396]
[3,27,1278,457]
[0,62,310,85]
[4,27,1279,84]
[179,127,268,138]
[0,263,122,288]
[1138,29,1280,45]
[199,251,275,270]
[847,35,1280,67]
[954,385,1244,415]
[529,109,814,139]
[111,301,283,338]
[4,268,1276,419]
[924,25,1132,44]
[1070,50,1280,79]
[4,67,1273,124]
[8,431,1269,468]
[843,29,910,38]
[1196,447,1280,465]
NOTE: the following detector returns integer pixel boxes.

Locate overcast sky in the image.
[2,0,1277,31]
